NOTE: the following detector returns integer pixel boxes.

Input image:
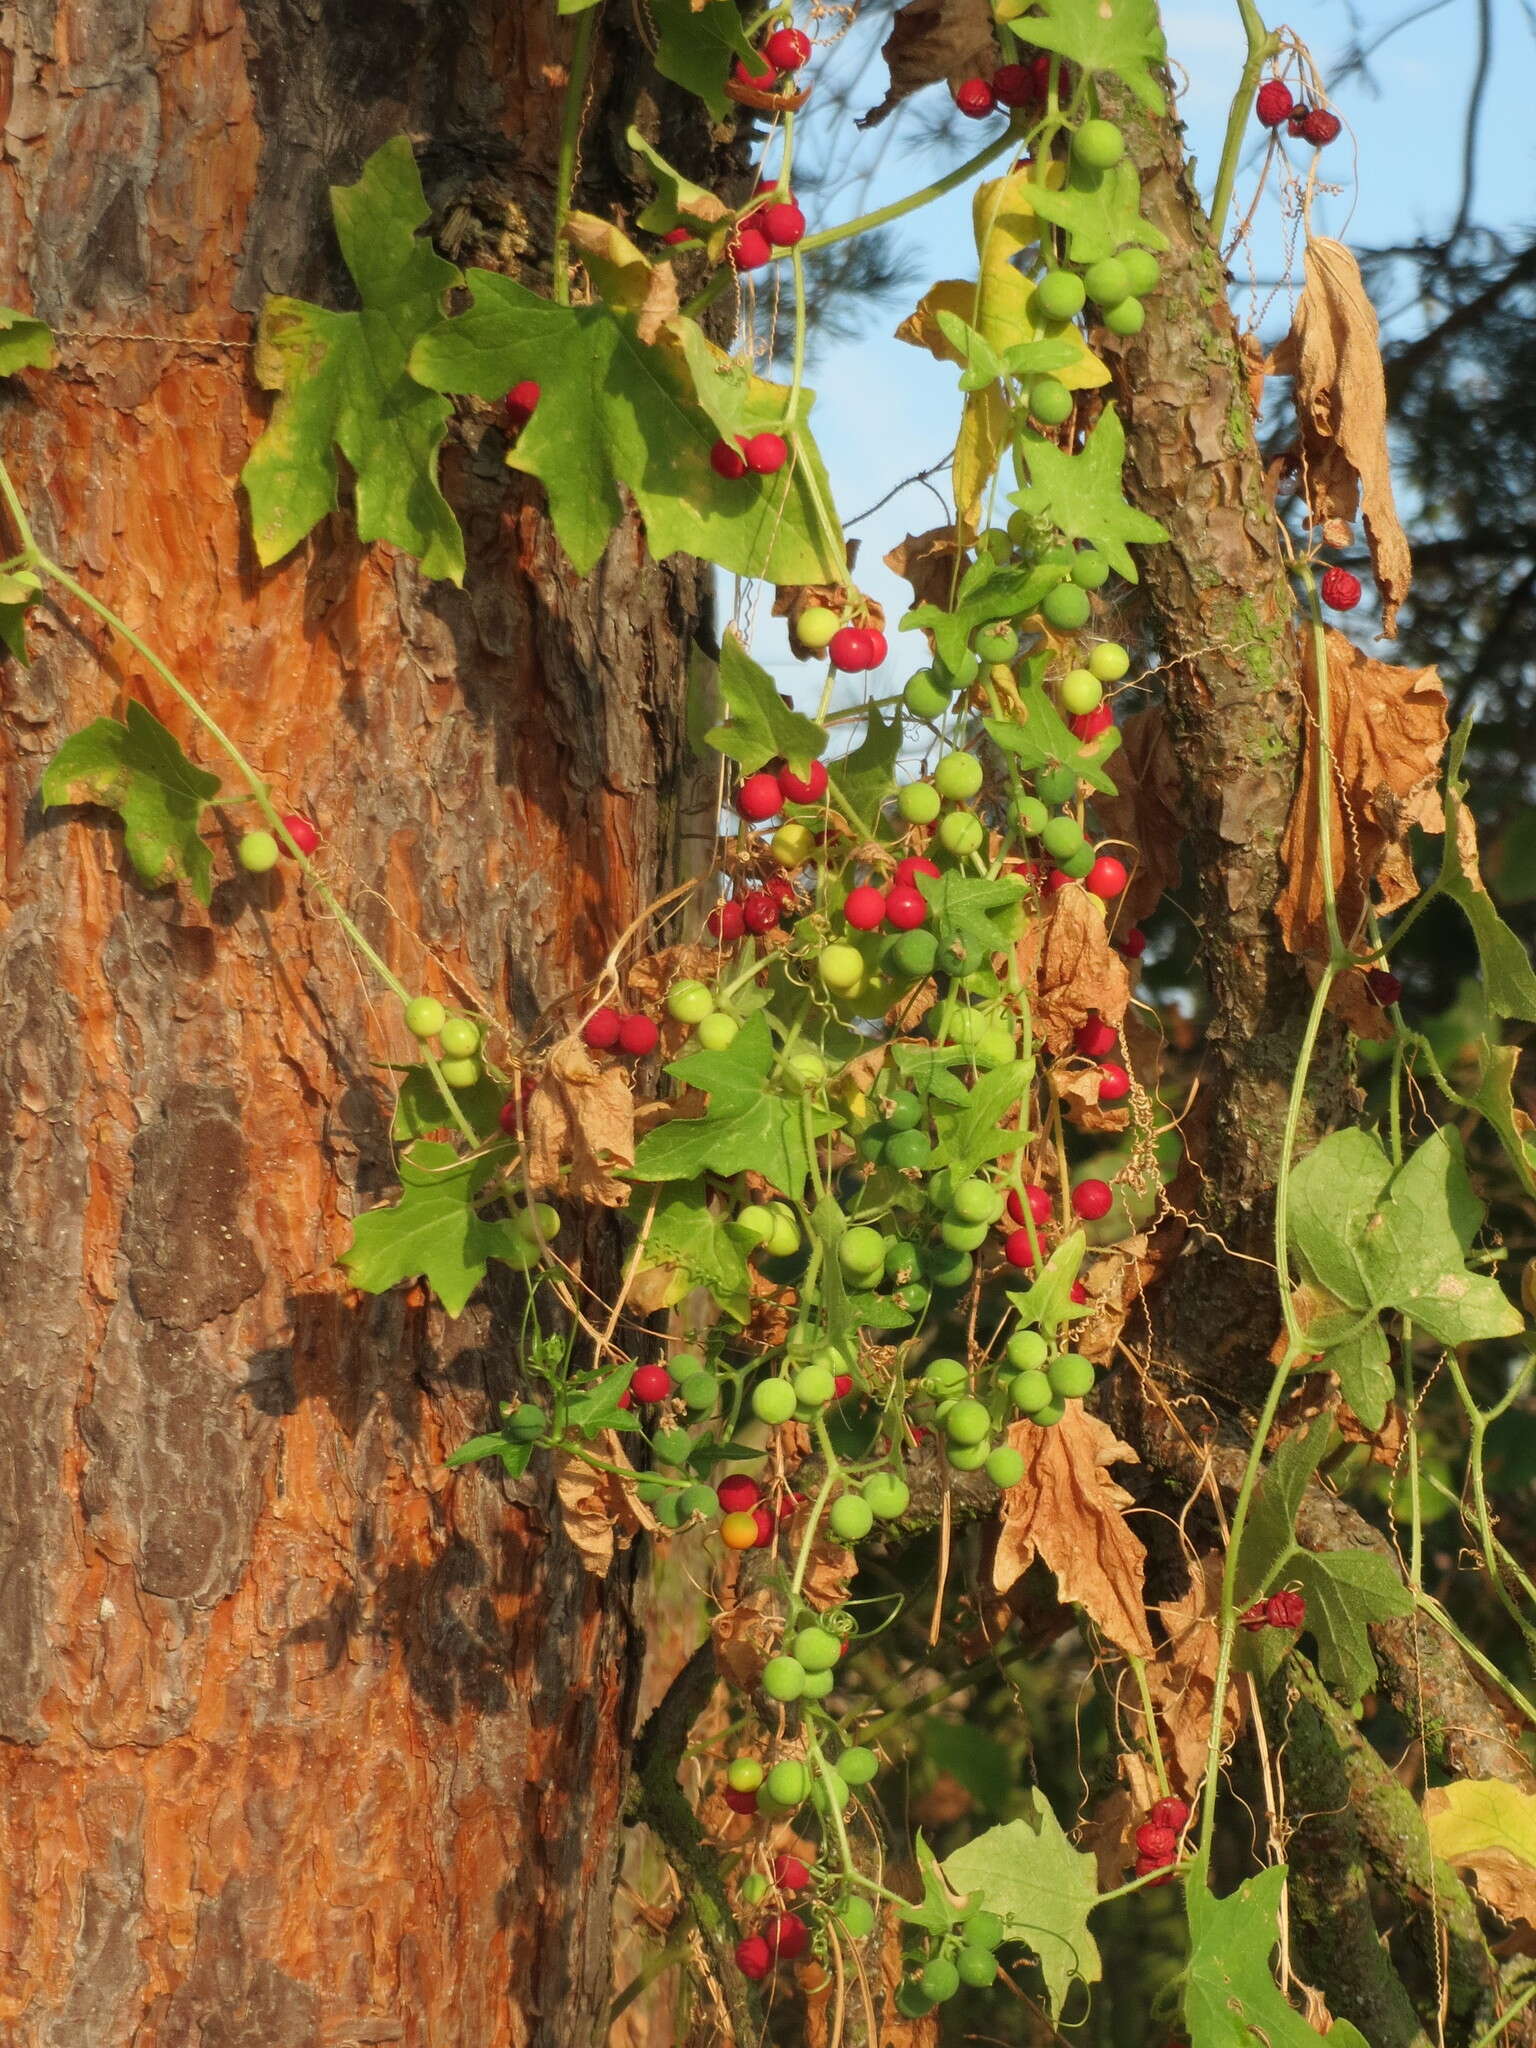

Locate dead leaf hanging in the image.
[1089,706,1185,928]
[858,0,998,128]
[526,1035,636,1206]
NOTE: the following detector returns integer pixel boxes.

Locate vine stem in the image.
[551,5,598,308]
[1208,0,1282,246]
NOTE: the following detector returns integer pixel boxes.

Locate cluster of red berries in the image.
[711,430,790,480]
[734,22,813,93]
[707,877,796,941]
[580,1007,659,1057]
[1320,565,1362,611]
[1241,1589,1307,1632]
[999,1173,1114,1271]
[730,176,809,270]
[1134,1794,1189,1884]
[736,756,828,822]
[713,1473,801,1555]
[842,879,928,934]
[1255,80,1341,145]
[955,55,1053,119]
[735,1911,809,1979]
[826,623,889,674]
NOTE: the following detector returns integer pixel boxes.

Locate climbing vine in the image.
[7,0,1536,2041]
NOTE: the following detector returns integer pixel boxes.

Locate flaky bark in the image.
[0,7,721,2044]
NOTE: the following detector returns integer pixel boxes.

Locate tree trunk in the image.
[0,7,717,2044]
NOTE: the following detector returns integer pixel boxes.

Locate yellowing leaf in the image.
[1425,1780,1536,1926]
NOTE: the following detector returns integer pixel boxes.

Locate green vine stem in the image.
[1208,0,1282,247]
[552,5,599,307]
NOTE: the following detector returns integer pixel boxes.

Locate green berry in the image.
[801,1667,835,1699]
[904,669,952,719]
[439,1016,481,1058]
[862,1472,911,1521]
[938,812,984,857]
[839,1744,879,1785]
[1041,815,1086,860]
[504,1402,546,1442]
[1029,375,1074,426]
[881,1089,922,1131]
[512,1201,560,1243]
[1060,669,1103,716]
[1071,550,1111,589]
[1041,582,1091,631]
[925,1357,969,1398]
[653,1429,693,1467]
[1073,118,1125,169]
[885,1127,934,1172]
[934,751,984,801]
[940,1216,989,1252]
[1013,793,1049,835]
[765,1203,801,1256]
[947,1439,991,1470]
[1119,247,1161,297]
[830,1494,875,1542]
[957,1944,1000,1988]
[921,1956,961,2003]
[766,1759,811,1807]
[1090,641,1131,683]
[678,1482,717,1518]
[1102,296,1145,337]
[404,996,447,1040]
[793,1364,836,1407]
[895,1982,937,2019]
[1060,840,1096,879]
[793,1625,842,1672]
[986,1444,1025,1488]
[679,1372,717,1413]
[950,1177,1003,1226]
[944,1396,991,1445]
[924,1243,973,1289]
[439,1057,481,1089]
[727,1755,763,1792]
[695,1012,738,1051]
[797,604,840,649]
[1049,1352,1097,1400]
[1034,269,1086,321]
[732,1204,776,1247]
[1007,1328,1049,1370]
[837,1894,877,1938]
[761,1657,808,1704]
[752,1378,798,1426]
[1035,763,1079,807]
[740,1872,769,1907]
[840,1225,887,1277]
[898,780,941,824]
[974,1025,1018,1068]
[654,1489,685,1529]
[964,1909,1005,1950]
[237,829,280,873]
[974,624,1019,663]
[819,942,864,994]
[886,928,938,978]
[1083,256,1131,306]
[1033,1397,1067,1427]
[666,979,715,1024]
[1011,1368,1054,1414]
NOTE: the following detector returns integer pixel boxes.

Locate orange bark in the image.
[0,7,717,2042]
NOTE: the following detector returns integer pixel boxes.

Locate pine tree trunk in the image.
[0,8,717,2043]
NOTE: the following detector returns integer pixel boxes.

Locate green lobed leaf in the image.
[1010,406,1169,581]
[902,1832,962,1937]
[1293,1545,1412,1704]
[631,1176,751,1322]
[830,703,903,828]
[391,1063,507,1142]
[0,306,54,376]
[1467,1041,1536,1198]
[941,1799,1102,2017]
[42,698,221,904]
[564,1361,642,1439]
[627,125,730,237]
[1019,0,1169,114]
[1438,721,1536,1022]
[243,138,464,582]
[987,685,1122,796]
[1184,1865,1325,2047]
[1236,1413,1332,1604]
[921,869,1030,957]
[932,1063,1035,1180]
[0,566,41,664]
[342,1139,533,1317]
[1026,158,1169,267]
[902,557,1068,672]
[650,0,758,117]
[705,630,828,776]
[1007,1230,1089,1335]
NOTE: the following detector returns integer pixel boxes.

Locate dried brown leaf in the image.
[1270,238,1412,633]
[1143,1553,1246,1799]
[992,1407,1155,1657]
[885,526,966,612]
[1090,706,1185,927]
[711,1586,776,1691]
[1050,1061,1131,1133]
[1031,884,1132,1054]
[554,1434,656,1575]
[858,0,998,127]
[1276,627,1449,960]
[525,1035,636,1205]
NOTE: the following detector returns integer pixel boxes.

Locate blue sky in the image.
[737,0,1533,703]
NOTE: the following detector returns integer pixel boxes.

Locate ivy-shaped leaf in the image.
[650,0,758,118]
[0,567,41,664]
[903,558,1069,674]
[627,125,729,237]
[920,870,1030,959]
[902,1832,963,1936]
[705,630,828,776]
[932,1063,1034,1179]
[410,273,844,584]
[1027,159,1169,267]
[342,1139,530,1317]
[391,1062,507,1143]
[1009,406,1170,581]
[42,699,221,904]
[243,138,465,583]
[1017,0,1169,115]
[1184,1865,1333,2047]
[1007,1231,1089,1335]
[563,1361,643,1439]
[941,1800,1103,2018]
[0,307,53,377]
[828,703,903,829]
[630,1176,751,1322]
[987,686,1122,796]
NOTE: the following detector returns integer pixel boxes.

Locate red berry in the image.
[769,1912,809,1960]
[833,1373,853,1399]
[1007,1183,1052,1228]
[630,1364,673,1403]
[1045,869,1074,895]
[763,25,812,69]
[1365,967,1402,1007]
[743,430,789,475]
[955,77,997,117]
[828,626,875,673]
[1255,79,1294,126]
[992,62,1041,108]
[280,811,319,856]
[764,872,797,906]
[884,885,927,931]
[1118,927,1147,959]
[1321,565,1362,610]
[711,438,749,480]
[1071,705,1115,741]
[1150,1796,1189,1830]
[777,1490,802,1522]
[618,1013,660,1057]
[894,855,941,888]
[844,884,886,932]
[662,225,692,245]
[864,628,889,668]
[1074,1015,1118,1060]
[717,1474,759,1514]
[1096,1060,1130,1103]
[582,1006,622,1051]
[1072,1178,1113,1222]
[1087,854,1128,901]
[734,56,778,90]
[1267,1589,1306,1630]
[503,379,540,427]
[778,758,827,804]
[499,1097,520,1136]
[1003,1227,1038,1269]
[742,891,781,936]
[709,899,748,942]
[737,771,784,821]
[1241,1600,1270,1633]
[736,1933,773,1978]
[1287,108,1310,137]
[731,224,774,270]
[725,1787,760,1817]
[773,1853,811,1892]
[760,200,807,248]
[751,1505,776,1547]
[1135,1823,1177,1860]
[1068,1280,1088,1304]
[1301,107,1341,145]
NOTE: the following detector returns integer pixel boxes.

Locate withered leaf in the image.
[1030,884,1132,1054]
[1276,627,1448,961]
[1090,706,1184,927]
[1142,1553,1246,1798]
[1050,1061,1131,1133]
[992,1407,1154,1658]
[712,1586,776,1691]
[554,1434,656,1575]
[885,526,966,612]
[1269,238,1412,633]
[859,0,998,128]
[526,1035,636,1205]
[1425,1780,1536,1928]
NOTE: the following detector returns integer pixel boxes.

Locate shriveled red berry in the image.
[828,626,875,673]
[717,1474,759,1514]
[764,872,797,906]
[742,891,781,935]
[734,56,778,90]
[1071,704,1115,741]
[1240,1600,1270,1633]
[833,1373,853,1399]
[760,200,806,247]
[1003,1227,1038,1269]
[1267,1589,1306,1630]
[1150,1796,1190,1830]
[711,438,749,480]
[769,1912,809,1960]
[763,25,812,70]
[1301,106,1341,145]
[709,899,748,942]
[955,77,997,117]
[743,430,789,475]
[280,812,319,856]
[1096,1060,1130,1103]
[737,771,784,821]
[844,884,886,932]
[736,1933,773,1978]
[630,1364,673,1403]
[618,1013,659,1057]
[731,224,774,270]
[894,855,941,888]
[1007,1183,1052,1228]
[992,61,1041,107]
[503,379,540,427]
[1118,927,1147,959]
[1366,967,1402,1007]
[1135,1822,1177,1860]
[779,758,827,804]
[1321,565,1362,610]
[1255,79,1294,126]
[582,1006,622,1051]
[1074,1014,1117,1059]
[1287,107,1310,136]
[1087,854,1128,900]
[773,1853,811,1892]
[884,885,927,931]
[1072,1178,1113,1222]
